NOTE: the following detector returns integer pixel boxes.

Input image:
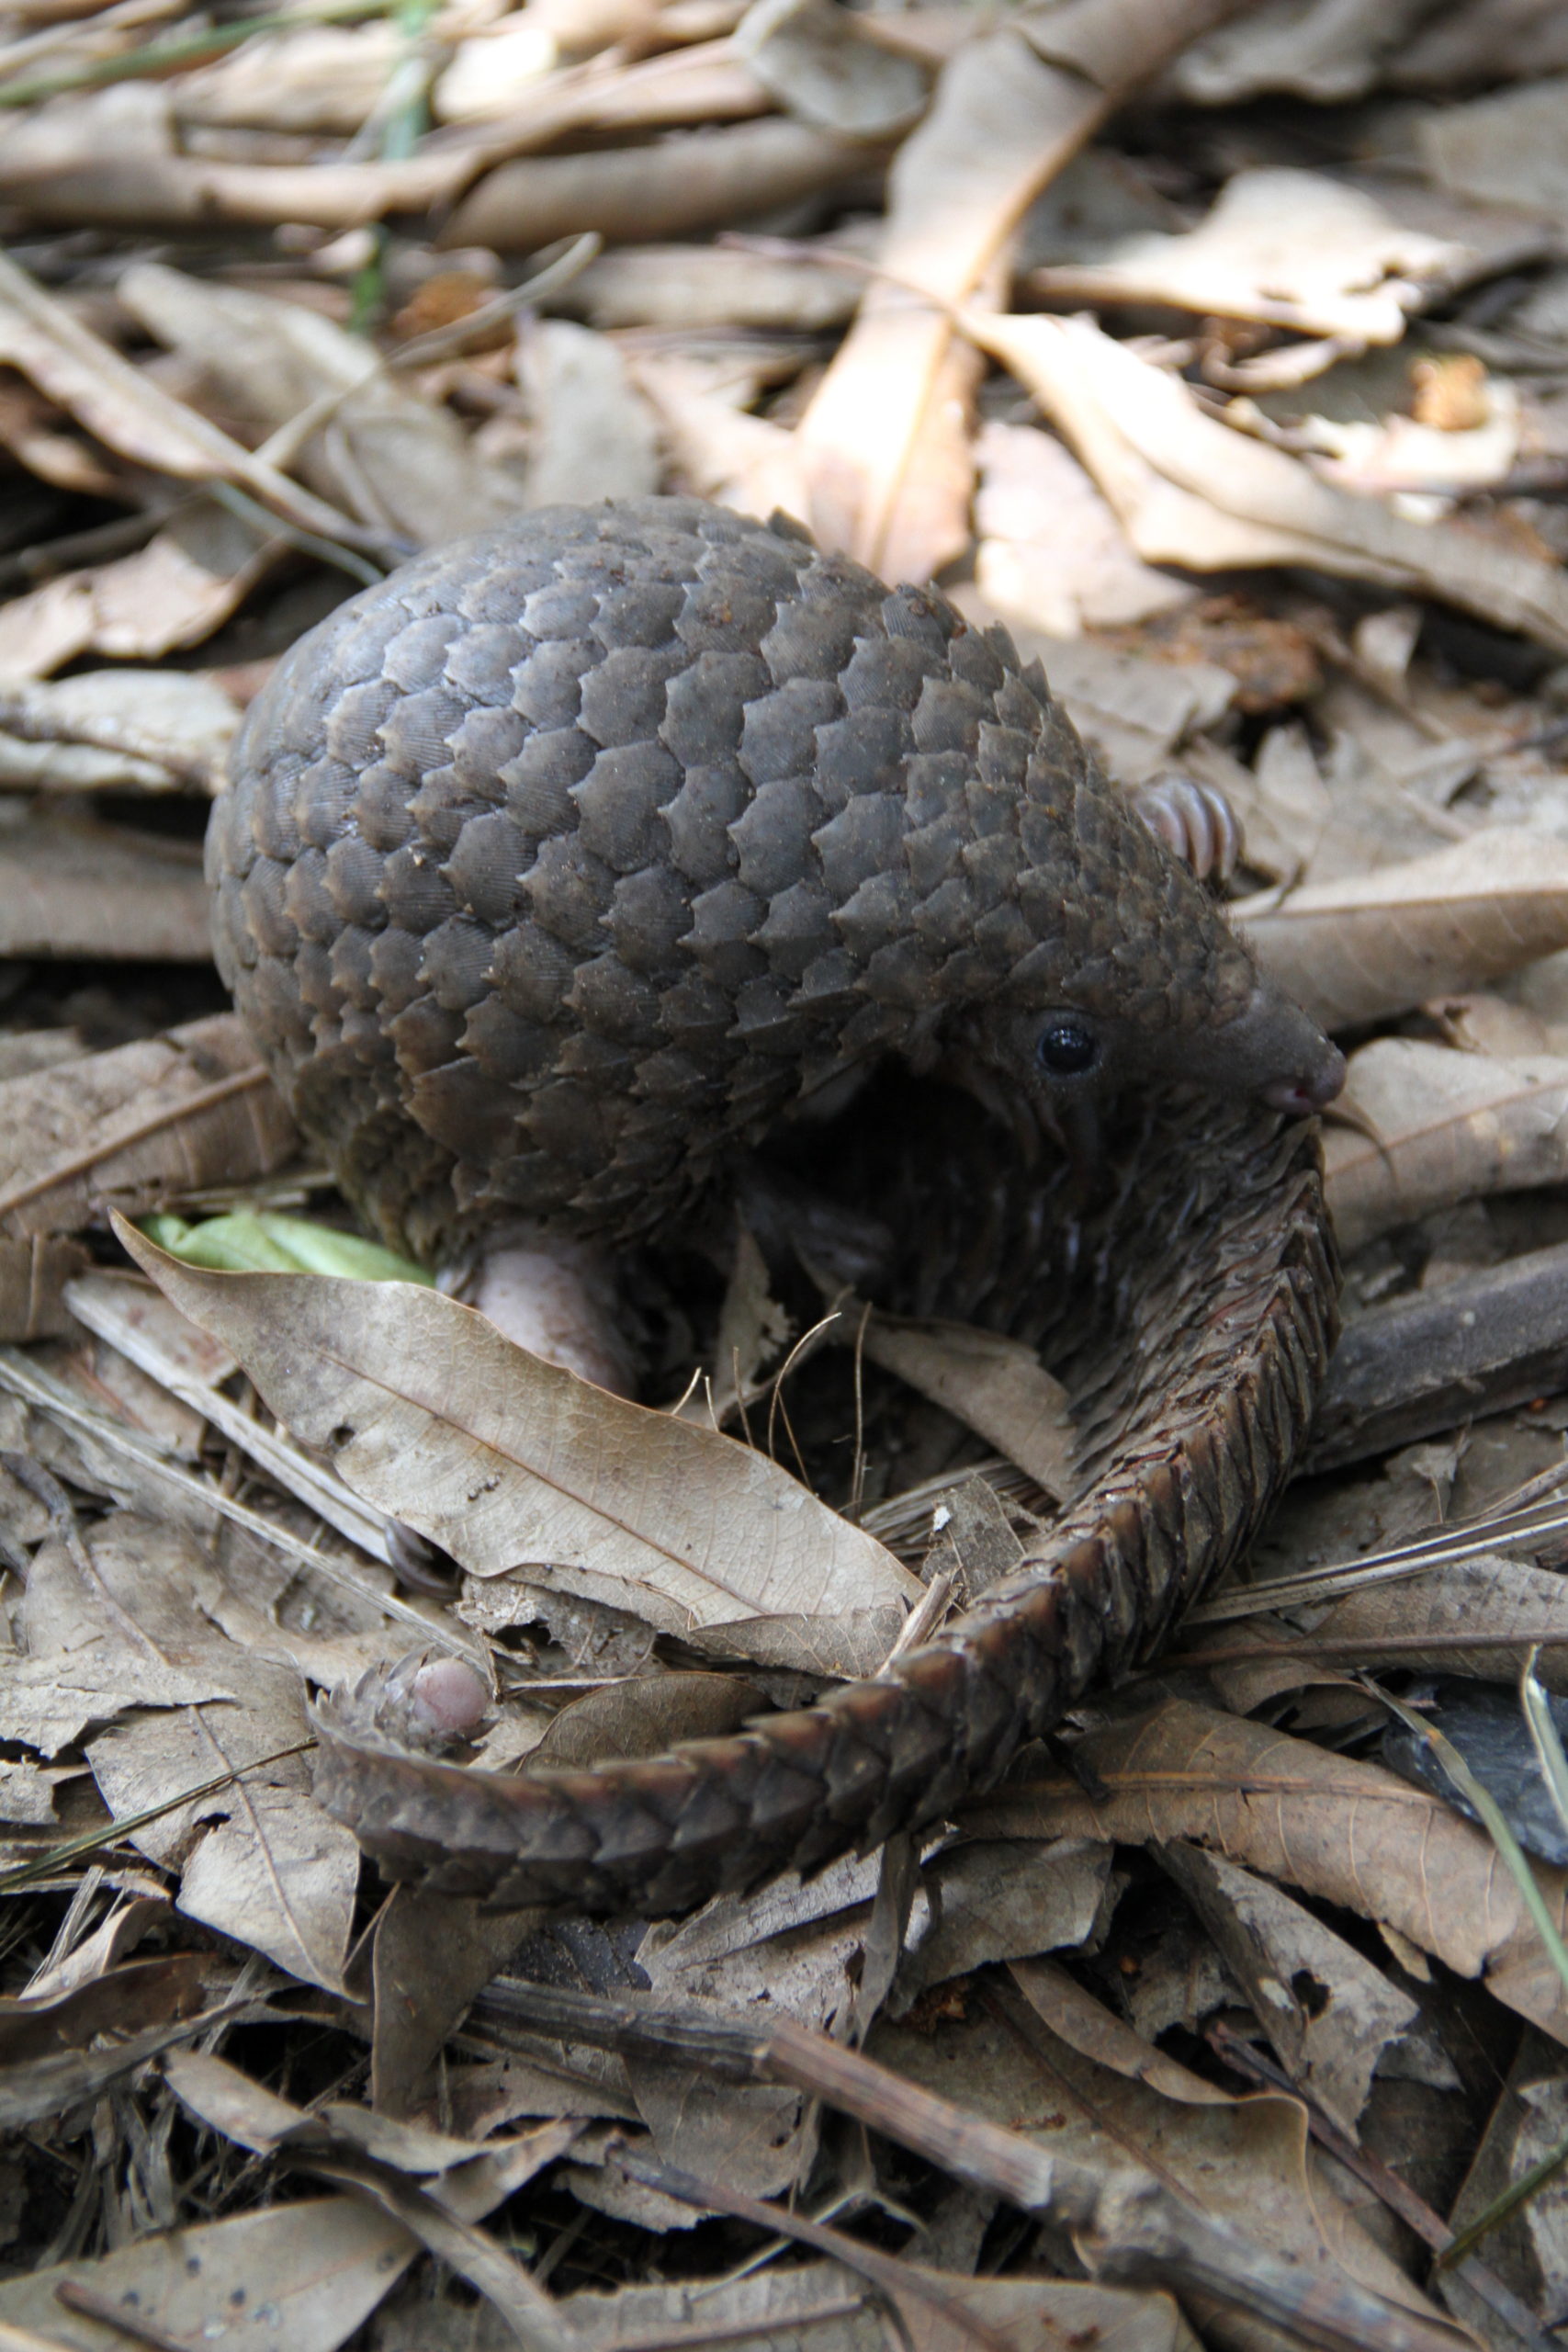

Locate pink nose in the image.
[1261,1042,1346,1117]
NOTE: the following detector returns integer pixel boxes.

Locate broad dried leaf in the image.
[877,1957,1447,2340]
[513,318,660,508]
[0,1013,296,1240]
[1324,1038,1568,1250]
[1243,830,1568,1030]
[118,1230,922,1637]
[0,2199,421,2352]
[965,1695,1568,2044]
[1201,1558,1568,1715]
[972,419,1192,638]
[21,1512,358,1991]
[0,503,280,680]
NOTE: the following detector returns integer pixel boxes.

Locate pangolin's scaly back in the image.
[209,496,1262,1258]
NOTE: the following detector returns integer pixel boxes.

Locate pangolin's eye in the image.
[1035,1018,1100,1078]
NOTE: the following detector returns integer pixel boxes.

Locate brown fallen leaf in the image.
[964,1695,1568,2045]
[0,245,385,554]
[1240,830,1568,1032]
[117,1227,923,1643]
[1324,1038,1568,1251]
[121,263,534,548]
[26,1510,360,1992]
[0,805,210,961]
[736,0,930,136]
[0,666,239,794]
[0,2197,423,2352]
[792,0,1258,580]
[972,418,1192,638]
[792,24,1079,580]
[444,116,885,254]
[512,317,661,507]
[876,1957,1450,2340]
[0,503,282,680]
[975,308,1568,654]
[1193,1557,1568,1715]
[0,1013,296,1242]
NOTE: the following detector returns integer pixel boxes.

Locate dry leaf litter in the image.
[4,0,1568,2346]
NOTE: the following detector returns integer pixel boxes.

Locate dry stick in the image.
[474,1979,1464,2352]
[611,2143,1017,2352]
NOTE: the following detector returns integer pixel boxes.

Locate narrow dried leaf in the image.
[0,1235,89,1342]
[1324,1038,1568,1250]
[118,1229,921,1636]
[0,1013,296,1240]
[1242,831,1568,1030]
[0,247,378,550]
[0,667,238,793]
[122,264,532,548]
[794,26,1076,575]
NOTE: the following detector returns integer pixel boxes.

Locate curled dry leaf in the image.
[964,1695,1568,2045]
[974,308,1568,654]
[735,0,930,136]
[1240,829,1568,1032]
[1157,1839,1419,2137]
[0,1013,296,1243]
[116,1226,922,1643]
[1028,167,1465,343]
[1324,1038,1568,1251]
